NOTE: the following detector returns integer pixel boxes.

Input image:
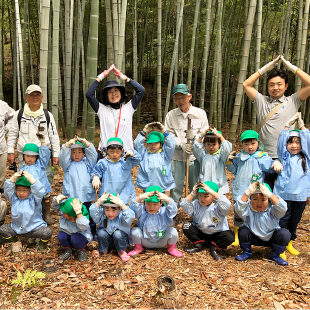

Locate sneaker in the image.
[77,249,87,262]
[59,247,73,260]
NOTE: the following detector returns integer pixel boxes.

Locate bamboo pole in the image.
[157,0,162,122]
[105,0,114,67]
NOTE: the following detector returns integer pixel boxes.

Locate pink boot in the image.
[128,244,144,256]
[167,244,183,257]
[118,251,131,262]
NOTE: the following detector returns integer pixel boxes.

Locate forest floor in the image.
[0,122,310,309]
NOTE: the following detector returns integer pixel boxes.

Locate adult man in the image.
[7,85,60,224]
[164,84,209,205]
[243,55,310,188]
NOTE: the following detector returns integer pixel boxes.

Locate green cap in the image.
[198,181,219,194]
[172,84,189,96]
[241,130,259,141]
[59,198,89,220]
[289,129,300,137]
[71,141,85,149]
[107,137,124,147]
[255,183,272,195]
[23,143,39,155]
[15,176,31,187]
[145,185,162,203]
[206,130,222,135]
[102,193,119,206]
[147,131,165,144]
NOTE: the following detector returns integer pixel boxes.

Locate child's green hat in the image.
[23,143,39,155]
[71,141,85,149]
[241,130,259,141]
[102,193,120,206]
[206,130,222,135]
[289,129,300,137]
[15,176,31,187]
[147,131,164,144]
[254,183,272,195]
[198,181,219,194]
[59,198,89,219]
[145,185,162,203]
[107,137,124,147]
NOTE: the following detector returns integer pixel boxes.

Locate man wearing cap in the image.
[7,84,60,224]
[243,55,310,188]
[164,84,209,205]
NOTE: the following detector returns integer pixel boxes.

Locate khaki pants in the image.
[0,152,7,190]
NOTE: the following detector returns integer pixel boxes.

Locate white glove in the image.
[21,170,36,184]
[185,129,195,140]
[92,175,101,190]
[245,181,259,197]
[285,112,299,128]
[210,127,218,135]
[97,65,114,81]
[297,112,305,128]
[109,194,125,207]
[66,137,77,148]
[155,191,171,203]
[281,56,299,74]
[258,55,281,75]
[97,191,110,205]
[182,143,192,154]
[76,136,91,147]
[10,170,23,183]
[36,132,46,143]
[55,194,68,204]
[227,151,237,162]
[191,182,201,196]
[199,128,209,139]
[124,150,135,161]
[258,182,272,198]
[271,160,283,173]
[139,192,154,200]
[113,65,127,81]
[200,182,214,195]
[71,198,83,215]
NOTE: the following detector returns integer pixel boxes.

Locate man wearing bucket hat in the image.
[134,121,176,192]
[7,84,60,224]
[164,84,209,205]
[86,64,145,159]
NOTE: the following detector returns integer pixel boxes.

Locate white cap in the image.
[25,84,42,95]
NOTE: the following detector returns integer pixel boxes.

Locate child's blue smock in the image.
[235,195,287,241]
[4,179,46,234]
[227,150,274,200]
[19,145,52,195]
[89,203,134,244]
[59,143,97,202]
[52,197,93,243]
[180,195,231,234]
[274,129,310,201]
[129,199,177,243]
[193,139,232,194]
[91,151,141,204]
[134,132,176,191]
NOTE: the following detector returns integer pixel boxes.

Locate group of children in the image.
[0,112,308,266]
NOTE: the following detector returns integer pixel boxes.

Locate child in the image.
[89,192,135,262]
[226,130,282,245]
[193,127,232,194]
[180,180,234,261]
[52,195,92,261]
[128,186,183,257]
[0,170,51,253]
[273,113,309,256]
[91,137,141,204]
[235,181,289,266]
[59,135,97,239]
[134,121,176,191]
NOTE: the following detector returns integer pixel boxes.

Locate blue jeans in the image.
[97,228,129,252]
[58,231,88,250]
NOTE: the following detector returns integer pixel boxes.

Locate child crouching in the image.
[52,195,92,262]
[89,192,135,262]
[128,186,183,258]
[180,181,234,261]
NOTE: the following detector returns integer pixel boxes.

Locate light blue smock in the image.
[180,195,231,234]
[235,195,287,241]
[274,128,310,201]
[4,179,46,234]
[227,150,274,200]
[19,145,52,195]
[91,150,141,204]
[134,132,176,191]
[129,199,177,244]
[193,139,232,194]
[52,197,93,243]
[59,143,97,203]
[89,203,134,244]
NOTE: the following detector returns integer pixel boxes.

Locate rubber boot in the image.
[42,199,54,225]
[90,223,97,242]
[59,247,73,260]
[167,244,183,257]
[270,243,288,266]
[286,240,299,255]
[118,251,131,262]
[38,239,48,254]
[279,251,287,261]
[231,226,239,246]
[186,241,204,253]
[235,242,252,261]
[210,242,223,261]
[77,249,87,262]
[128,244,144,256]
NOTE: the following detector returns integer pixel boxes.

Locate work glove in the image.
[210,126,219,135]
[245,181,259,197]
[92,175,101,191]
[271,160,283,173]
[22,170,36,184]
[55,194,68,204]
[199,182,214,195]
[281,56,299,74]
[97,191,110,206]
[155,191,171,203]
[199,128,209,139]
[76,136,91,148]
[285,112,299,128]
[71,198,83,215]
[124,150,135,161]
[113,65,127,81]
[191,181,201,196]
[36,132,45,143]
[65,137,77,148]
[185,129,195,140]
[182,143,192,154]
[109,193,125,207]
[146,122,165,134]
[258,182,272,198]
[258,55,281,75]
[227,151,237,162]
[10,170,24,183]
[97,64,114,81]
[139,191,154,201]
[297,112,305,129]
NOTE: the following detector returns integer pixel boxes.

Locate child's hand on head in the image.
[55,194,68,204]
[155,191,171,203]
[10,170,23,183]
[199,182,214,195]
[297,112,305,129]
[245,181,259,197]
[71,198,83,216]
[285,112,299,128]
[76,136,91,148]
[22,170,36,184]
[139,191,154,201]
[258,182,272,198]
[109,194,125,208]
[66,137,77,148]
[97,191,109,206]
[191,182,201,196]
[199,128,209,139]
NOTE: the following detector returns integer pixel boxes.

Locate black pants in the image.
[238,226,290,247]
[182,222,234,249]
[84,201,96,234]
[264,171,278,191]
[279,200,306,240]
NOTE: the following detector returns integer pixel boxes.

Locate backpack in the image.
[17,108,50,130]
